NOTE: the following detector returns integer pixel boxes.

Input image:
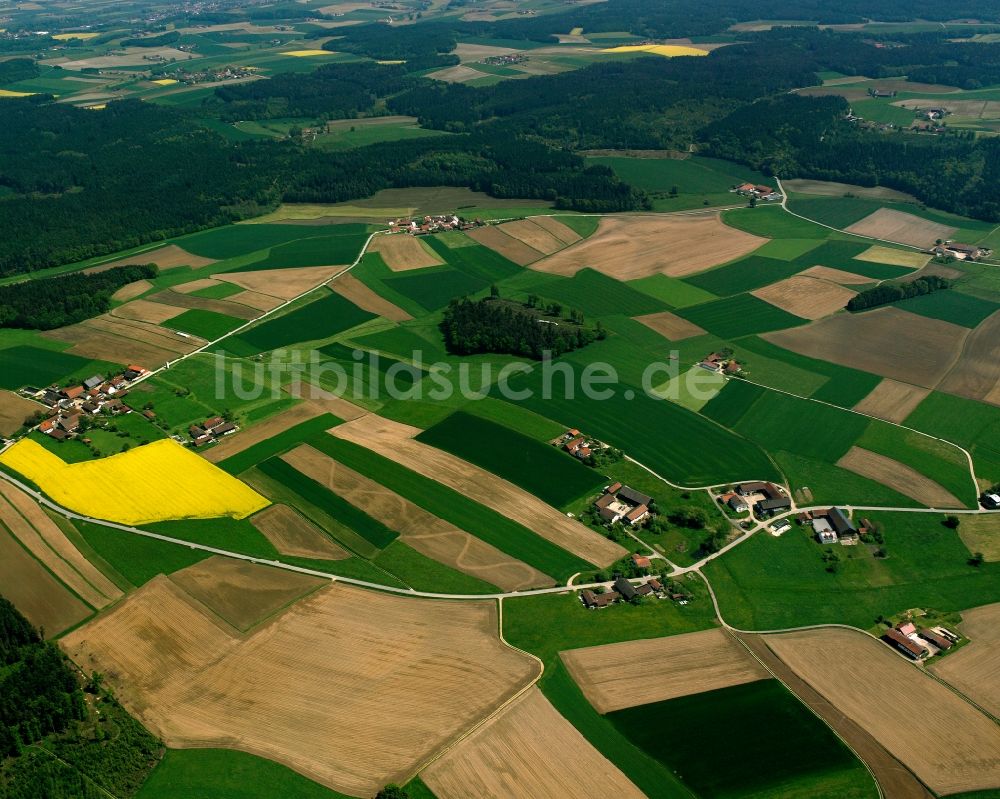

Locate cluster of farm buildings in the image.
[23,366,149,442]
[718,481,791,517]
[580,572,691,609]
[698,351,745,374]
[388,215,482,235]
[561,428,605,461]
[929,241,992,261]
[481,53,527,66]
[734,183,781,201]
[883,619,961,661]
[796,507,872,545]
[188,416,239,447]
[594,482,652,526]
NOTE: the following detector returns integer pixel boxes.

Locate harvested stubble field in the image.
[560,628,768,713]
[798,265,877,285]
[173,278,225,294]
[147,289,260,320]
[632,310,706,340]
[766,627,1000,795]
[528,215,582,245]
[85,244,216,274]
[249,504,350,561]
[845,208,957,248]
[751,275,857,319]
[955,515,1000,561]
[218,265,344,299]
[0,390,39,436]
[282,444,552,591]
[329,272,412,322]
[467,225,544,265]
[0,520,91,635]
[63,579,538,796]
[86,315,198,350]
[529,213,766,279]
[0,439,269,525]
[782,179,917,202]
[853,378,931,423]
[111,279,153,302]
[930,602,1000,717]
[229,290,285,312]
[836,446,963,508]
[369,235,444,271]
[112,299,186,325]
[763,307,969,390]
[0,481,122,610]
[937,309,1000,405]
[423,687,644,799]
[855,245,930,268]
[330,416,625,567]
[44,319,195,366]
[168,556,326,631]
[494,219,569,254]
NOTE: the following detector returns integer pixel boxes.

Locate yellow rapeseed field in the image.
[151,78,178,86]
[282,49,333,57]
[0,439,268,525]
[52,32,100,40]
[0,90,36,98]
[602,44,708,57]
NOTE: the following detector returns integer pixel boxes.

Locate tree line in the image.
[0,263,158,329]
[440,293,605,359]
[846,275,951,312]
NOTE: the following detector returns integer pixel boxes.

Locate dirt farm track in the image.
[62,577,538,796]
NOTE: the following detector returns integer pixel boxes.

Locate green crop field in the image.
[675,293,807,339]
[373,540,499,594]
[224,290,375,354]
[554,215,601,239]
[722,206,831,239]
[531,268,668,317]
[704,511,1000,629]
[626,274,717,307]
[232,229,370,272]
[164,309,244,340]
[500,367,780,486]
[786,196,885,228]
[463,396,566,441]
[423,237,522,283]
[76,521,209,587]
[701,379,767,428]
[904,392,1000,451]
[314,120,445,151]
[683,255,804,296]
[608,680,876,799]
[792,240,911,280]
[415,411,606,508]
[137,749,351,799]
[307,433,590,578]
[188,282,246,300]
[891,290,1000,328]
[753,238,825,261]
[0,345,110,391]
[773,450,919,508]
[257,456,398,550]
[383,267,488,313]
[145,517,278,560]
[175,224,325,259]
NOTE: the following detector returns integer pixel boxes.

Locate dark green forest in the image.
[0,264,157,329]
[846,275,952,312]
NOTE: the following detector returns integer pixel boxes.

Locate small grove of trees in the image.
[0,263,157,329]
[846,275,951,313]
[440,292,605,359]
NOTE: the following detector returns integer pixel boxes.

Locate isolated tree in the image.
[969,552,985,567]
[748,195,757,208]
[943,515,961,529]
[376,786,408,799]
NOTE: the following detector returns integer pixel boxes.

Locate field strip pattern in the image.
[560,628,770,713]
[930,603,1000,719]
[329,415,625,567]
[837,446,964,508]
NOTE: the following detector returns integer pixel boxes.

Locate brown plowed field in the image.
[218,265,344,299]
[845,209,956,249]
[529,216,582,245]
[148,289,259,320]
[529,214,766,279]
[85,244,216,273]
[930,603,1000,718]
[111,280,153,302]
[111,299,186,324]
[0,521,91,636]
[369,235,444,271]
[329,416,626,567]
[229,290,285,312]
[249,504,350,560]
[561,628,767,713]
[837,446,963,508]
[739,633,932,799]
[496,220,568,254]
[937,309,1000,405]
[423,687,644,799]
[173,278,223,294]
[798,265,876,285]
[44,323,184,367]
[0,481,122,608]
[765,627,1000,795]
[763,308,969,390]
[86,315,197,351]
[168,556,326,631]
[282,445,552,591]
[0,391,39,436]
[330,272,412,322]
[63,579,538,796]
[633,310,707,340]
[467,225,544,265]
[752,275,857,319]
[853,379,930,424]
